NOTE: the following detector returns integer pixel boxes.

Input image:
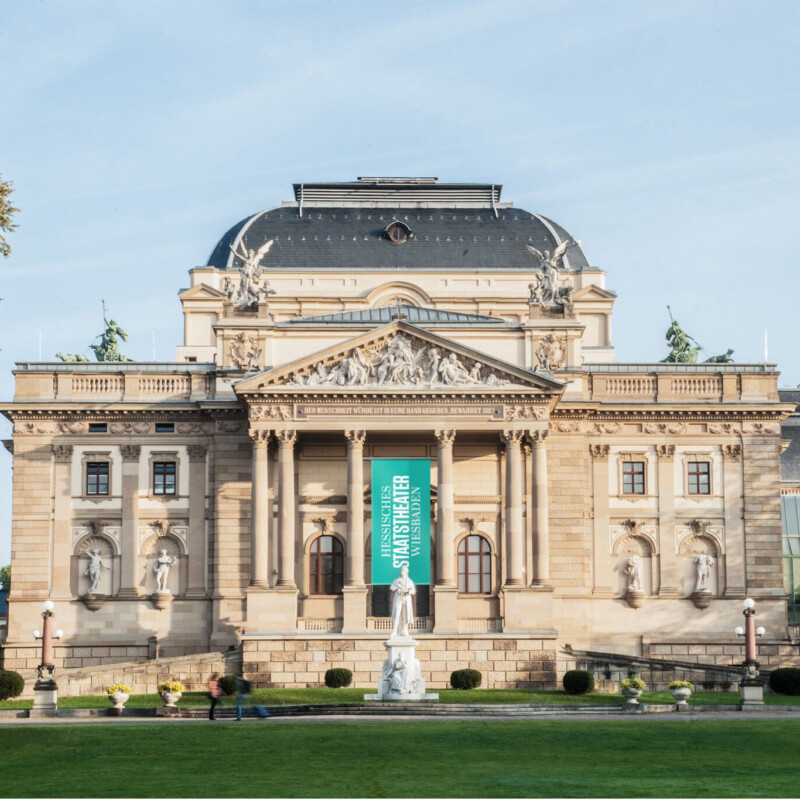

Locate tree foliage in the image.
[0,564,10,591]
[0,174,20,258]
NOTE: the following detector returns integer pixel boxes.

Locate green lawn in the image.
[2,719,799,797]
[2,687,799,710]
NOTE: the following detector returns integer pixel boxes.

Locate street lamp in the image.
[735,597,765,708]
[30,600,62,717]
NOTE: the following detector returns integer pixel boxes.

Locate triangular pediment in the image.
[571,284,617,302]
[236,322,563,394]
[178,283,227,300]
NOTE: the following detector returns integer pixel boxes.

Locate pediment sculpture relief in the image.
[289,333,518,388]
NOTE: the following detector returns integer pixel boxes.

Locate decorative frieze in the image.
[250,405,291,421]
[589,444,610,461]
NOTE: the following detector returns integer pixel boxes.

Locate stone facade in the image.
[0,178,795,688]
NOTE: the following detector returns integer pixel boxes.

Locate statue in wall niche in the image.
[154,549,177,593]
[626,554,643,592]
[85,549,110,594]
[390,565,416,639]
[694,553,715,592]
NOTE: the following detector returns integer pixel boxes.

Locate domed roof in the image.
[206,180,590,273]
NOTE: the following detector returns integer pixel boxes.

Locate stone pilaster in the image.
[656,444,678,597]
[530,430,550,586]
[185,444,209,598]
[248,430,271,588]
[589,444,612,595]
[343,430,367,634]
[433,430,457,633]
[504,430,525,586]
[51,445,73,599]
[118,444,141,599]
[722,444,746,596]
[276,430,297,589]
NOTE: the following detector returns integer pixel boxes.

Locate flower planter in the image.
[622,688,643,704]
[161,691,182,708]
[110,690,129,710]
[671,687,692,706]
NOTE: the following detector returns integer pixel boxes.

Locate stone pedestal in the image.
[342,586,367,633]
[690,589,713,610]
[151,591,173,611]
[625,588,646,609]
[30,680,58,718]
[740,662,765,708]
[245,587,298,633]
[365,635,439,702]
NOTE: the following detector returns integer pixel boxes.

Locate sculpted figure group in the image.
[527,239,576,312]
[292,334,508,388]
[227,239,276,307]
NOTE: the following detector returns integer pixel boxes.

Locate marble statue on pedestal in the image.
[154,549,177,593]
[390,564,415,638]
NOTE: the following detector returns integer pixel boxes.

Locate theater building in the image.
[0,178,793,688]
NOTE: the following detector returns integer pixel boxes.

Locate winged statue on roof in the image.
[526,239,579,311]
[227,238,275,307]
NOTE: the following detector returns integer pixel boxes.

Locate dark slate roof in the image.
[283,304,506,326]
[780,389,800,482]
[207,207,590,272]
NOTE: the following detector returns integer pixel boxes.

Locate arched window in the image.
[309,535,344,595]
[458,535,491,594]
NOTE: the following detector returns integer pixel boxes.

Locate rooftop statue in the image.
[661,307,700,363]
[228,238,275,307]
[526,239,578,309]
[90,301,133,362]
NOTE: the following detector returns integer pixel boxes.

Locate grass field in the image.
[2,686,800,710]
[2,719,799,797]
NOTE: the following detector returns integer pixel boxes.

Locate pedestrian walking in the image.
[235,675,251,721]
[208,672,222,720]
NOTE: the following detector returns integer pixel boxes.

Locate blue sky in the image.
[1,0,798,562]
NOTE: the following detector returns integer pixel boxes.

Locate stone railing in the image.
[366,617,433,632]
[297,618,342,633]
[458,617,503,632]
[670,376,722,398]
[605,377,656,398]
[72,376,124,398]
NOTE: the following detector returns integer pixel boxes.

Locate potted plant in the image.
[669,680,693,706]
[157,679,185,708]
[620,677,646,704]
[106,683,132,710]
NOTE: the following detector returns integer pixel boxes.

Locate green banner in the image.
[371,459,431,585]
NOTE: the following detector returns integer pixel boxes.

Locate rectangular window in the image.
[86,462,109,495]
[687,461,711,494]
[155,423,174,433]
[622,461,646,495]
[88,423,107,433]
[153,462,176,495]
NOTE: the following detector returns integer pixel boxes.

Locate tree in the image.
[0,174,20,258]
[0,564,9,592]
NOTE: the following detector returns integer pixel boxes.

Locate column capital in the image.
[435,429,456,447]
[655,444,676,461]
[120,444,141,462]
[503,429,524,447]
[276,429,297,447]
[52,444,73,463]
[529,429,549,445]
[722,443,742,461]
[344,429,366,447]
[589,444,610,461]
[248,428,271,447]
[187,444,208,461]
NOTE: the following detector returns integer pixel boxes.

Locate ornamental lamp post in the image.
[31,600,62,717]
[735,597,765,709]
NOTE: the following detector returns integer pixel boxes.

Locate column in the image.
[118,444,141,598]
[723,444,745,596]
[248,430,271,588]
[185,444,209,598]
[51,445,73,599]
[435,430,456,586]
[344,430,366,587]
[504,430,524,586]
[656,444,678,597]
[530,429,550,586]
[589,444,613,595]
[276,430,297,588]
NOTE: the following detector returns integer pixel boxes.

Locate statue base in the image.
[625,589,646,609]
[82,593,107,612]
[151,591,173,611]
[31,680,58,718]
[691,589,713,610]
[364,635,439,703]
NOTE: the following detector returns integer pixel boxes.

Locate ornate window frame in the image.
[307,533,345,596]
[681,451,715,499]
[148,451,180,500]
[616,452,650,499]
[456,532,494,595]
[81,451,112,501]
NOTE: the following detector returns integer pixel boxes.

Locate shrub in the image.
[0,670,24,701]
[769,668,800,696]
[157,680,185,694]
[325,668,353,688]
[218,674,237,696]
[619,677,646,691]
[450,669,482,690]
[668,680,694,691]
[106,683,132,696]
[562,670,595,695]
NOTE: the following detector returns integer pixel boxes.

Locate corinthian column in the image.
[249,430,271,588]
[530,429,550,585]
[276,430,297,588]
[186,444,209,597]
[504,430,524,586]
[435,430,456,586]
[345,430,366,587]
[118,444,141,598]
[51,445,73,599]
